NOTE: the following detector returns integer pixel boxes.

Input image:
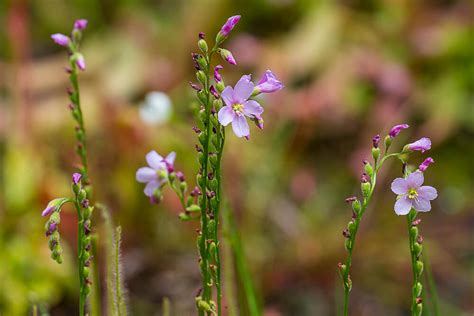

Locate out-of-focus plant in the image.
[135,15,283,315]
[339,124,438,316]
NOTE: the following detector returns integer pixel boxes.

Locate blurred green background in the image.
[0,0,473,315]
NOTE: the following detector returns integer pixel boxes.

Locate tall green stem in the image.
[69,56,92,316]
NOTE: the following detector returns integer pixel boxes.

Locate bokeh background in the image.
[0,0,473,315]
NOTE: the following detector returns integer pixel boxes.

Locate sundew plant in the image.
[42,19,94,316]
[41,20,128,316]
[27,9,456,316]
[136,15,283,315]
[339,124,437,316]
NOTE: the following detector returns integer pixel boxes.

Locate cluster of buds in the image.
[51,19,88,71]
[72,173,94,295]
[42,197,73,264]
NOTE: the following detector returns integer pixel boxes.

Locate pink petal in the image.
[231,115,250,138]
[146,151,164,170]
[233,75,254,103]
[165,152,176,165]
[391,177,408,195]
[221,86,234,106]
[413,197,431,212]
[218,106,235,126]
[242,100,264,117]
[144,180,160,197]
[406,171,424,188]
[394,196,413,215]
[136,167,157,183]
[418,186,438,200]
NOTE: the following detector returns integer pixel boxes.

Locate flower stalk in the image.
[43,20,95,316]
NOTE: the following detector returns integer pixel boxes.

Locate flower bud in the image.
[198,39,208,53]
[348,221,356,235]
[372,134,381,148]
[218,48,237,65]
[351,200,361,215]
[361,182,371,197]
[51,33,70,47]
[413,282,422,297]
[180,181,188,193]
[371,147,380,162]
[74,19,88,31]
[196,70,206,85]
[415,261,424,277]
[410,226,419,240]
[345,239,352,251]
[83,267,90,277]
[413,242,422,258]
[364,163,374,177]
[216,81,225,93]
[384,135,392,150]
[414,302,422,316]
[186,204,201,212]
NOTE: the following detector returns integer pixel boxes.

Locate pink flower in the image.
[219,15,241,37]
[407,137,431,153]
[391,171,437,215]
[51,33,70,46]
[419,157,434,172]
[217,75,264,138]
[74,19,88,30]
[389,124,409,138]
[136,151,176,197]
[255,70,284,93]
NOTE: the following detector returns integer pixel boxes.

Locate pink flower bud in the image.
[76,55,86,71]
[218,15,241,37]
[51,33,70,46]
[74,19,88,30]
[418,157,434,172]
[42,205,55,217]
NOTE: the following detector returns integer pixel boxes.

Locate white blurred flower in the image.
[139,91,172,125]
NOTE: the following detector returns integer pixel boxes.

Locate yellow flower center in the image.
[408,188,418,199]
[232,103,244,113]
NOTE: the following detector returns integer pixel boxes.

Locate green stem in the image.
[197,50,215,316]
[69,53,91,316]
[214,128,225,315]
[341,150,403,315]
[75,198,85,316]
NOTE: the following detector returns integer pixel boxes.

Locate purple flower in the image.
[389,124,409,138]
[72,172,82,185]
[51,33,70,46]
[419,157,434,172]
[255,70,284,93]
[407,137,431,153]
[76,54,86,71]
[218,49,237,65]
[214,65,223,82]
[136,151,176,197]
[42,205,55,217]
[219,15,241,37]
[217,75,264,138]
[391,171,438,215]
[74,19,88,30]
